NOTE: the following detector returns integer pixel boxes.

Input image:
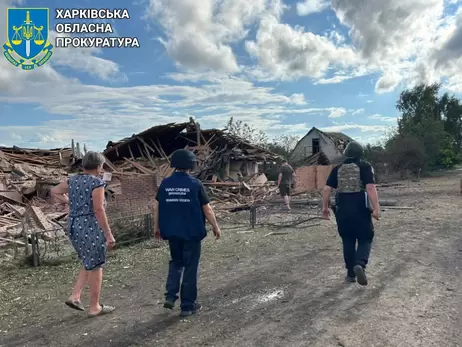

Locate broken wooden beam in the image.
[122,158,155,174]
[0,237,25,246]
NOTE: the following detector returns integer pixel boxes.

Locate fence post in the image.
[145,213,154,238]
[31,233,40,267]
[22,220,30,257]
[250,205,257,229]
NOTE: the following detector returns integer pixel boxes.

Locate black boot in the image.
[345,275,356,283]
[353,265,368,286]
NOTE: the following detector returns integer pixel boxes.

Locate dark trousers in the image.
[336,214,374,277]
[165,238,201,311]
[341,234,373,277]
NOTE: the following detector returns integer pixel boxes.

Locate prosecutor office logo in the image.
[3,8,53,70]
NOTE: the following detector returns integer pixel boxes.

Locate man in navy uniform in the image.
[154,149,221,317]
[321,141,379,286]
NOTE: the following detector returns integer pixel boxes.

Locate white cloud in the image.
[144,0,284,72]
[332,0,443,62]
[330,0,462,92]
[245,15,358,80]
[0,66,348,149]
[315,75,352,85]
[3,0,462,151]
[321,124,388,133]
[328,108,346,118]
[47,32,123,81]
[368,114,397,122]
[352,108,365,115]
[375,71,402,93]
[139,0,462,94]
[296,0,330,16]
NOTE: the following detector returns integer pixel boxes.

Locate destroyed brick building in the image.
[290,127,353,165]
[0,120,285,256]
[103,119,280,181]
[100,119,281,217]
[289,127,353,193]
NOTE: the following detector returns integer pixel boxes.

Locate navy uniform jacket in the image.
[326,158,375,217]
[156,171,210,241]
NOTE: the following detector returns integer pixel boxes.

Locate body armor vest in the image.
[337,163,364,193]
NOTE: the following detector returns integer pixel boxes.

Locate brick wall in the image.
[316,165,334,189]
[293,166,316,193]
[294,165,334,193]
[106,174,157,218]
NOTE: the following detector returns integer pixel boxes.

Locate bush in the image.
[385,134,427,173]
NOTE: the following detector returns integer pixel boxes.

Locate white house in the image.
[290,127,353,164]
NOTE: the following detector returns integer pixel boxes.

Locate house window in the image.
[312,138,320,154]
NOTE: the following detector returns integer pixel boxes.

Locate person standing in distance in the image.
[321,141,379,286]
[154,149,221,317]
[278,160,295,210]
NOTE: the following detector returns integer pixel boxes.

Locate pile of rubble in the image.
[0,147,72,249]
[102,120,282,211]
[0,120,283,251]
[103,150,279,212]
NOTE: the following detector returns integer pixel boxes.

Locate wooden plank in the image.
[4,152,48,165]
[29,206,54,230]
[250,173,268,185]
[137,141,160,170]
[156,138,170,163]
[241,181,251,191]
[128,144,135,160]
[103,156,118,172]
[0,237,25,246]
[122,158,155,174]
[149,138,165,159]
[136,136,158,156]
[196,122,201,146]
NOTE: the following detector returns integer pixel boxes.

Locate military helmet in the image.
[343,141,363,159]
[170,149,196,170]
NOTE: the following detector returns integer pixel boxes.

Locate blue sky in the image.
[1,0,461,150]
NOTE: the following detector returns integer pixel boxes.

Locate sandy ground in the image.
[1,171,462,347]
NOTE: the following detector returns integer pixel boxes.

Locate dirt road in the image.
[1,172,462,347]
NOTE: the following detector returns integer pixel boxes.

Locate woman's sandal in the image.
[87,304,116,318]
[65,299,85,311]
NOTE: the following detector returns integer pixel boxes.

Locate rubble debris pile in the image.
[102,119,282,212]
[0,146,71,250]
[0,120,283,251]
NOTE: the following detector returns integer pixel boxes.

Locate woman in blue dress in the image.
[51,151,116,317]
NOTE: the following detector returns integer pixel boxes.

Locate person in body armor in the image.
[321,141,380,286]
[154,149,222,317]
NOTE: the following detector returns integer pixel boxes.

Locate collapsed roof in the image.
[323,131,353,145]
[0,146,74,167]
[103,120,280,162]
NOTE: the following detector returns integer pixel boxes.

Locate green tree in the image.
[392,83,460,170]
[440,93,462,152]
[267,134,300,160]
[226,117,268,147]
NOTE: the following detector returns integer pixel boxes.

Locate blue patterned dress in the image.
[68,174,107,271]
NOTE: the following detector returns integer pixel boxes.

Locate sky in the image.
[1,0,462,151]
